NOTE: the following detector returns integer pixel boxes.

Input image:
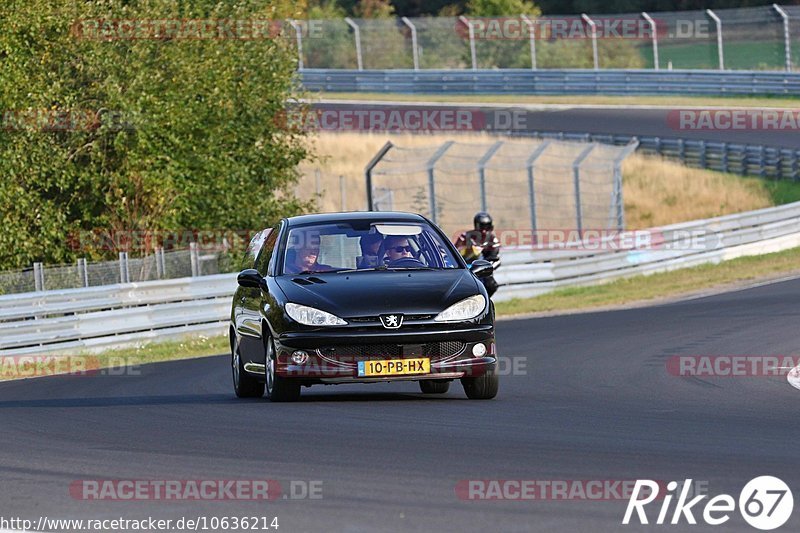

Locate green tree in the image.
[0,0,312,269]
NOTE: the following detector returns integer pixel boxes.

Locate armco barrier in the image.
[299,69,800,97]
[3,201,800,355]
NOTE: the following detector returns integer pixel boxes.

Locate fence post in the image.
[156,247,164,279]
[526,141,551,239]
[520,14,537,70]
[773,4,792,71]
[459,16,478,70]
[288,19,304,70]
[612,139,639,230]
[339,175,347,211]
[641,12,659,70]
[581,14,599,69]
[401,17,419,70]
[33,262,44,292]
[364,141,394,210]
[426,141,455,224]
[572,144,596,236]
[344,17,363,70]
[190,242,199,277]
[119,252,129,283]
[77,258,89,287]
[706,9,724,70]
[477,141,504,212]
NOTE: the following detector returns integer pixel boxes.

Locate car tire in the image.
[461,368,499,400]
[265,337,301,402]
[231,335,265,398]
[419,380,450,394]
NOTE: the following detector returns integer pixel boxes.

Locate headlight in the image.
[285,303,347,326]
[434,295,486,322]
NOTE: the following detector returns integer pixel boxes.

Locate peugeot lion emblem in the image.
[380,314,403,329]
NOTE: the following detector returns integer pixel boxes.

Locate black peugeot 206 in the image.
[230,211,498,402]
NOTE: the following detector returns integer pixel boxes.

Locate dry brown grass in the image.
[298,132,776,229]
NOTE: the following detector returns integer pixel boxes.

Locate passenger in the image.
[357,233,384,268]
[285,238,333,274]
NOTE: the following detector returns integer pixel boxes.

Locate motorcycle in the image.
[457,237,501,298]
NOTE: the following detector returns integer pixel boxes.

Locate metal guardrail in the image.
[494,200,800,301]
[299,69,800,96]
[2,201,800,354]
[511,131,800,180]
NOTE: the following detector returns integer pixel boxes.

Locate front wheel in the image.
[461,369,499,400]
[232,335,264,398]
[265,337,301,402]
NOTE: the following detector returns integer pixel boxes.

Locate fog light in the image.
[472,343,487,357]
[291,350,309,364]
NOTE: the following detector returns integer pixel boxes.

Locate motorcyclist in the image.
[454,212,501,296]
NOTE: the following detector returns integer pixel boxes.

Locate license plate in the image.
[357,358,430,377]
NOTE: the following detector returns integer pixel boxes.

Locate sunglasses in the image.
[389,245,413,253]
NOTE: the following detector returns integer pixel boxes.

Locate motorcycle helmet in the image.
[473,211,493,231]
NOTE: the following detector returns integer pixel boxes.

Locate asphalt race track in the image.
[1,278,799,532]
[313,101,800,150]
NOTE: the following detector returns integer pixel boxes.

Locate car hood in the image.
[275,269,481,318]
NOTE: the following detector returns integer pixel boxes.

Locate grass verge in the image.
[314,92,800,109]
[495,246,800,316]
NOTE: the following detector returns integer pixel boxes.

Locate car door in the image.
[237,224,281,368]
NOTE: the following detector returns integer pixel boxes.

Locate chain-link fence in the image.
[291,5,800,71]
[364,138,638,239]
[0,245,239,296]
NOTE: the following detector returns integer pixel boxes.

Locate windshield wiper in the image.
[335,265,389,274]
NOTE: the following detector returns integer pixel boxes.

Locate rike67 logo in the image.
[623,477,793,530]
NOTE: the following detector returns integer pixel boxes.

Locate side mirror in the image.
[470,259,493,279]
[237,269,266,289]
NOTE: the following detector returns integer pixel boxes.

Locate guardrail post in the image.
[155,248,164,279]
[364,141,394,210]
[526,141,551,239]
[287,19,304,70]
[459,16,478,70]
[581,14,599,69]
[426,141,455,224]
[699,140,707,168]
[641,12,659,70]
[477,141,504,212]
[773,4,792,71]
[722,142,729,173]
[344,17,363,70]
[33,262,44,292]
[706,9,724,70]
[792,150,799,181]
[401,17,419,70]
[654,136,662,154]
[678,138,686,163]
[77,258,89,287]
[520,14,537,70]
[119,252,130,283]
[189,242,199,277]
[759,145,766,178]
[572,144,596,236]
[339,175,347,210]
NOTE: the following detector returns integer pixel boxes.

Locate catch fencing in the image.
[293,6,800,72]
[364,138,638,239]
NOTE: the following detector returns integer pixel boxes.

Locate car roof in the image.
[284,211,427,227]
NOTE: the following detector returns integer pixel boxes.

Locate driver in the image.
[383,235,414,263]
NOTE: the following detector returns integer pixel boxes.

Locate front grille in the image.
[347,314,435,324]
[317,341,465,364]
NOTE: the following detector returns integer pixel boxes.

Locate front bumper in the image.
[273,324,496,383]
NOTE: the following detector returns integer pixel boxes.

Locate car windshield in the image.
[281,221,460,275]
